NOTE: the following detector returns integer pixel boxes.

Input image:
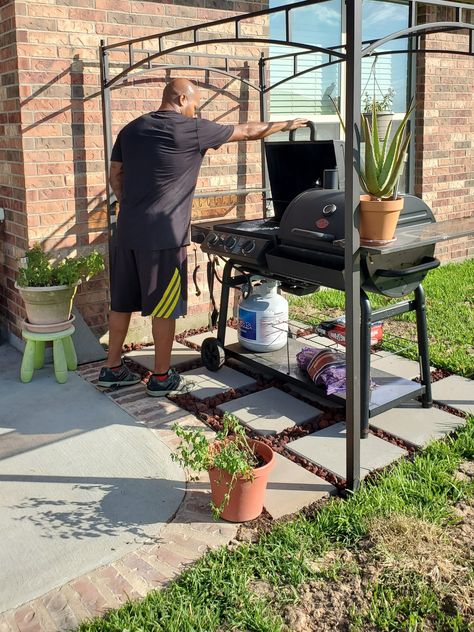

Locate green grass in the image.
[289,258,474,378]
[78,418,474,632]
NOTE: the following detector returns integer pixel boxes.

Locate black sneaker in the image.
[97,362,141,388]
[146,369,188,397]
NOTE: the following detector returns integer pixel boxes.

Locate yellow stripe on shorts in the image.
[151,268,179,317]
[159,279,181,318]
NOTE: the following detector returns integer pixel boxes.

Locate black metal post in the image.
[344,0,363,491]
[258,54,270,218]
[360,290,372,438]
[414,284,433,408]
[99,41,116,273]
[217,260,234,345]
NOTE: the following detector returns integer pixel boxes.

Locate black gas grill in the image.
[190,128,474,436]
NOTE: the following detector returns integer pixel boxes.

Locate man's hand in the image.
[283,119,310,131]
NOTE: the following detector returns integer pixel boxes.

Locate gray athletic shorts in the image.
[110,246,188,318]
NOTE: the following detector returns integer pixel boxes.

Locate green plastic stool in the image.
[21,326,77,384]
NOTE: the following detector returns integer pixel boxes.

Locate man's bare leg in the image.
[152,316,176,374]
[106,311,132,367]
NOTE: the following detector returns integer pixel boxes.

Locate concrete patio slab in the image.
[180,366,256,400]
[126,341,200,371]
[431,375,474,416]
[371,352,427,380]
[301,333,339,349]
[218,387,321,435]
[287,422,407,480]
[264,452,336,519]
[369,400,466,447]
[184,328,239,348]
[0,345,185,614]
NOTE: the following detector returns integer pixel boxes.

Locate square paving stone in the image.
[431,375,474,416]
[181,366,256,400]
[218,387,321,435]
[371,352,429,380]
[369,400,465,447]
[184,328,239,348]
[264,452,336,519]
[125,342,200,371]
[287,422,407,480]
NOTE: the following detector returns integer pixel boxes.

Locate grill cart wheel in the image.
[201,337,225,372]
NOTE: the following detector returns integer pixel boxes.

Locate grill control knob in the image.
[322,204,337,216]
[241,240,256,255]
[207,232,218,246]
[194,231,206,244]
[224,236,237,250]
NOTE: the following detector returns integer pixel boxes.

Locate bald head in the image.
[160,79,200,118]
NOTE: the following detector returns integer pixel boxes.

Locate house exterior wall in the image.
[415,5,474,262]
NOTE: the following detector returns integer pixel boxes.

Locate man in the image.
[98,78,308,395]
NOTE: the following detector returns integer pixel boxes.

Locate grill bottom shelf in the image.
[223,338,424,417]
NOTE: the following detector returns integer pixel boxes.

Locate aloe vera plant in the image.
[359,99,415,200]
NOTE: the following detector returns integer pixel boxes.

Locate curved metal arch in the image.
[363,21,474,57]
[113,64,261,93]
[104,38,346,90]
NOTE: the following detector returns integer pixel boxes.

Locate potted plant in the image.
[172,414,275,522]
[15,244,105,331]
[357,99,415,244]
[362,88,395,141]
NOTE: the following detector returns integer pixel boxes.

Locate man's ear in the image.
[178,94,187,107]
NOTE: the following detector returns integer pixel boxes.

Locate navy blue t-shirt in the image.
[111,111,234,250]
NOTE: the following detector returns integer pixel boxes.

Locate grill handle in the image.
[375,256,440,278]
[289,121,317,142]
[291,227,335,242]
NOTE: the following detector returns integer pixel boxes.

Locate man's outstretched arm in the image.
[226,118,309,142]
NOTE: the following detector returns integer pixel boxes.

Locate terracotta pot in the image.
[15,282,79,326]
[208,440,275,523]
[359,195,404,243]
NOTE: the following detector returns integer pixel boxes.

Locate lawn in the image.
[289,258,474,379]
[78,419,474,632]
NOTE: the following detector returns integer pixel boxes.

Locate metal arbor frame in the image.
[99,0,474,490]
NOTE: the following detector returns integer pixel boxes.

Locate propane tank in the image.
[238,278,288,352]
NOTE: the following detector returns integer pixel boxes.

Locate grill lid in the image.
[278,190,436,251]
[264,130,343,221]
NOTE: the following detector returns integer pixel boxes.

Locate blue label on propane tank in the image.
[239,307,256,340]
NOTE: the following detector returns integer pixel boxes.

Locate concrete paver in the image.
[371,351,428,380]
[287,422,407,479]
[431,375,474,416]
[369,400,466,447]
[265,452,336,519]
[218,387,321,435]
[125,341,200,371]
[184,327,239,348]
[180,365,256,400]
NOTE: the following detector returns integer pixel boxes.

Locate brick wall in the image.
[415,6,474,262]
[3,0,267,342]
[0,0,28,339]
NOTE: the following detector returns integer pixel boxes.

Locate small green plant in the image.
[17,244,105,288]
[358,99,415,200]
[172,414,259,518]
[362,88,395,113]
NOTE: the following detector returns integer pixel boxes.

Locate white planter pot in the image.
[15,282,80,326]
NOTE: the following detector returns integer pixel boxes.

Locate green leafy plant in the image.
[172,414,260,518]
[17,244,105,288]
[362,88,395,113]
[358,99,415,200]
